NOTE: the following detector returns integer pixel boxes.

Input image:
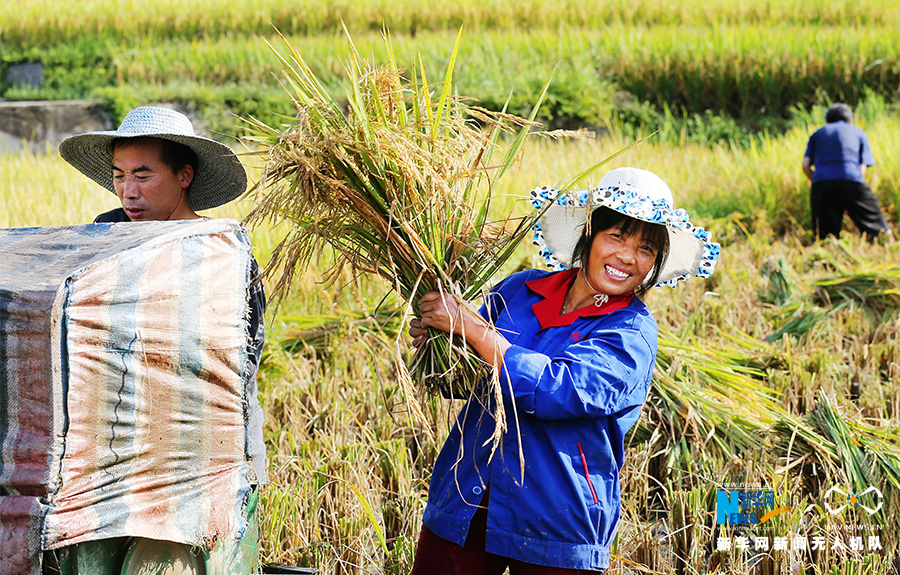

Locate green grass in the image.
[4,9,899,142]
[4,0,900,47]
[92,25,898,122]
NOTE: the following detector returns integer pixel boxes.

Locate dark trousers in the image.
[810,179,891,241]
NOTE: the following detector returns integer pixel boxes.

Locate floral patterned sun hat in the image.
[530,167,720,287]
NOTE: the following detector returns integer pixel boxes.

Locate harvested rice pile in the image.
[243,30,559,436]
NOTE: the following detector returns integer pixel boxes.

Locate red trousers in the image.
[409,500,602,575]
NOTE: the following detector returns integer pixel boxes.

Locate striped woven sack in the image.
[0,219,255,574]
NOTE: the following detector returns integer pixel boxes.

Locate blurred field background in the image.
[3,1,900,574]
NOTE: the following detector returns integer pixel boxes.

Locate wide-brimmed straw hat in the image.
[59,106,247,211]
[530,167,720,287]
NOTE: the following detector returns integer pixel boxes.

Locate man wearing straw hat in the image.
[58,105,268,485]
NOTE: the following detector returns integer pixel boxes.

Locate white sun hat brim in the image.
[530,167,720,287]
[58,106,247,211]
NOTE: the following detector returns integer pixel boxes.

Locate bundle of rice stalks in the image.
[631,328,783,490]
[242,27,613,431]
[759,255,797,306]
[813,266,900,312]
[772,390,900,547]
[764,302,828,343]
[278,307,401,357]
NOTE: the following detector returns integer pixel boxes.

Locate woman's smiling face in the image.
[584,223,658,296]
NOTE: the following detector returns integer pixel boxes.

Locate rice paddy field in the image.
[3,1,900,574]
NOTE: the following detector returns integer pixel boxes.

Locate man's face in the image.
[112,139,193,221]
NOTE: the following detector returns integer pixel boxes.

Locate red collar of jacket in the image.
[526,268,634,330]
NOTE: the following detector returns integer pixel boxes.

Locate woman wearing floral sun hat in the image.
[408,167,719,574]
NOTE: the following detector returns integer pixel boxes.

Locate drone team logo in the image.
[824,485,883,515]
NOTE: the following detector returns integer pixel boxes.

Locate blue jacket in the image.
[804,121,875,184]
[422,268,657,570]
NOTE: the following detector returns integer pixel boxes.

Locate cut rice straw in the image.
[242,25,643,444]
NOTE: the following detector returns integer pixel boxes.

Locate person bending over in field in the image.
[408,167,719,574]
[58,105,268,486]
[802,102,892,242]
